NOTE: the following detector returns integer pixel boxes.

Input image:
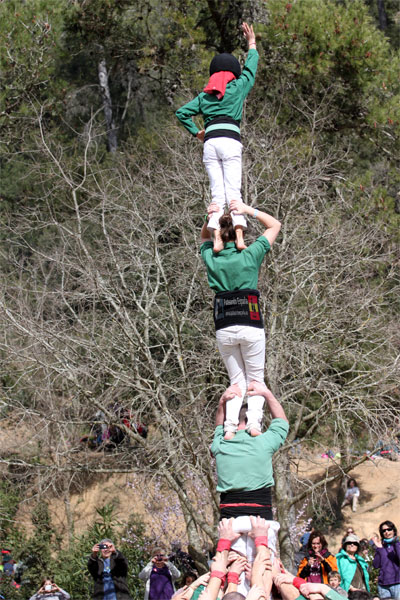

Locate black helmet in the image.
[209,53,241,79]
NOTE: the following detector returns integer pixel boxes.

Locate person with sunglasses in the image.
[336,534,370,594]
[372,521,400,599]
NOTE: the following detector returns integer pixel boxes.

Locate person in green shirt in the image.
[200,199,281,439]
[211,383,288,597]
[176,23,258,253]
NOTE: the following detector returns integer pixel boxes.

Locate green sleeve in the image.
[326,590,347,600]
[200,241,213,262]
[175,95,202,136]
[262,418,289,452]
[211,425,224,456]
[236,49,259,97]
[244,236,270,268]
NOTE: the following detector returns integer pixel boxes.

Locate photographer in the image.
[139,548,180,600]
[87,539,132,600]
[28,577,70,600]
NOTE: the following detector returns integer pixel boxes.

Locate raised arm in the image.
[248,381,288,422]
[229,200,281,246]
[242,22,256,51]
[205,519,240,600]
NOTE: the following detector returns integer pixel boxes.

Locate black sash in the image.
[204,116,241,143]
[219,487,272,519]
[214,289,264,331]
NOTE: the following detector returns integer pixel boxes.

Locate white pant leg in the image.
[239,327,266,430]
[224,393,245,433]
[203,140,225,231]
[216,326,266,431]
[240,327,265,431]
[203,138,246,230]
[216,138,246,229]
[216,326,247,431]
[216,327,248,391]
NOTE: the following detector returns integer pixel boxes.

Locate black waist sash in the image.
[219,487,272,519]
[204,116,241,143]
[214,288,264,331]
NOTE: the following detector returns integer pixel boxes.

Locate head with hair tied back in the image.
[219,213,236,244]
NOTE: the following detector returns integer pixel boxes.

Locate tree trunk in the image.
[274,451,296,572]
[98,57,118,153]
[180,500,209,573]
[377,0,388,30]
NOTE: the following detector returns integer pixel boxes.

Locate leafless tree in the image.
[0,100,398,571]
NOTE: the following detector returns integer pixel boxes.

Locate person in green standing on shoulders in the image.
[200,199,281,440]
[176,23,258,253]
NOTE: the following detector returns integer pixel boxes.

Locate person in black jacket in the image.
[87,539,132,600]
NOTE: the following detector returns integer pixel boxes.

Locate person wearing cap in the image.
[175,22,258,253]
[372,520,400,600]
[139,548,181,600]
[88,538,132,600]
[336,535,370,594]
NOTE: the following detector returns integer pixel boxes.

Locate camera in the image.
[98,543,109,550]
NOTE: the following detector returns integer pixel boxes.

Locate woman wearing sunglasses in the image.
[336,534,370,593]
[372,521,400,600]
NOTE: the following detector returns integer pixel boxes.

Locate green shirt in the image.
[175,49,259,137]
[192,585,205,600]
[211,420,289,492]
[200,236,271,293]
[296,591,345,600]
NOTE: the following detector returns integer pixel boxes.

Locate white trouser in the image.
[203,138,246,230]
[216,325,265,432]
[231,517,280,597]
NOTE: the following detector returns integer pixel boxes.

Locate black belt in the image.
[214,289,264,330]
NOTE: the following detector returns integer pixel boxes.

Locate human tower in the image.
[176,23,289,597]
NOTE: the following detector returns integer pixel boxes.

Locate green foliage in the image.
[257,0,400,130]
[0,0,66,148]
[0,501,148,599]
[20,502,57,597]
[0,481,20,538]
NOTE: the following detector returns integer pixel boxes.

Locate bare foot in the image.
[235,239,247,250]
[235,227,247,250]
[249,428,262,437]
[224,431,236,440]
[213,230,224,253]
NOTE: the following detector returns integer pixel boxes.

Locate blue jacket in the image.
[336,549,370,592]
[372,539,400,586]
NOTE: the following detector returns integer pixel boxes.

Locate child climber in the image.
[175,23,258,253]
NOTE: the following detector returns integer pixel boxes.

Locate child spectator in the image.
[176,23,258,253]
[328,571,348,597]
